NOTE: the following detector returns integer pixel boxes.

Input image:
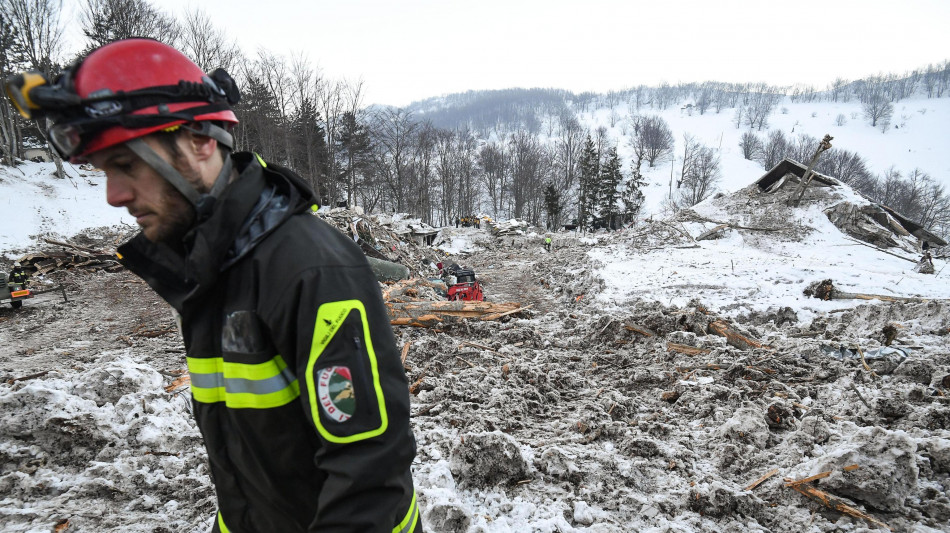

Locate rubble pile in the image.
[316,208,443,277]
[398,296,950,532]
[1,182,948,531]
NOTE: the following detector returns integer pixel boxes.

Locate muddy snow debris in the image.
[2,197,949,532]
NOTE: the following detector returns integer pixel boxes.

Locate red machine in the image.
[439,263,485,301]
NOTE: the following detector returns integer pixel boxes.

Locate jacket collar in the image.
[117,152,303,310]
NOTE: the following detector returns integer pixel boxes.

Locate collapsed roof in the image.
[755,158,946,248]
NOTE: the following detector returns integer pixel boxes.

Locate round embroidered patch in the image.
[317,366,356,422]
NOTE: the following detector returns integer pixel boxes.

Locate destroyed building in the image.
[755,157,946,253]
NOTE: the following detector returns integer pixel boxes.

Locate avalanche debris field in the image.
[1,223,949,533]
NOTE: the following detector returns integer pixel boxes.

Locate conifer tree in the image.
[336,111,372,208]
[577,134,600,231]
[543,183,561,230]
[598,146,623,230]
[620,167,646,226]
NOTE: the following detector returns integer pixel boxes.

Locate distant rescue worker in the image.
[544,236,552,252]
[9,262,29,287]
[5,39,421,532]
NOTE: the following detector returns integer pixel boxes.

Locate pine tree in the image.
[598,146,623,230]
[577,134,600,231]
[335,111,373,208]
[543,183,561,230]
[620,167,646,226]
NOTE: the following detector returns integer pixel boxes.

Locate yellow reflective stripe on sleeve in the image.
[187,355,299,409]
[306,300,388,443]
[254,153,267,167]
[393,491,419,533]
[217,511,230,533]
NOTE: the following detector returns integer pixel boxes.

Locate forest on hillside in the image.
[1,0,949,236]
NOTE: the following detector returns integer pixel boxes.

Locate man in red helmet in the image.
[5,39,422,533]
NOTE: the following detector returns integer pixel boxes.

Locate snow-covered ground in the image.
[0,162,132,254]
[591,196,948,324]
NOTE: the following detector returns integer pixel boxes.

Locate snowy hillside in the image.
[576,96,950,217]
[0,162,131,254]
[1,94,948,257]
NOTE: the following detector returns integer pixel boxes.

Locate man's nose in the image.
[106,175,134,207]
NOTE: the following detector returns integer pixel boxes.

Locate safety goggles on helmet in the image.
[4,63,240,159]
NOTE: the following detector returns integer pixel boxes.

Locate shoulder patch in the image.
[317,366,356,422]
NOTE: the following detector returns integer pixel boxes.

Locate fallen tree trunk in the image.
[366,256,410,282]
[667,343,710,356]
[708,320,771,350]
[787,482,891,531]
[804,279,939,303]
[387,300,523,326]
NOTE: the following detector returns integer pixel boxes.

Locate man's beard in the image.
[145,163,205,246]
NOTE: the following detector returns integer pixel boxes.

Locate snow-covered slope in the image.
[0,162,132,255]
[577,96,950,217]
[1,95,947,255]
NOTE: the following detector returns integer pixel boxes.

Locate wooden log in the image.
[696,224,730,241]
[744,468,779,491]
[387,300,521,321]
[480,305,531,321]
[667,343,711,356]
[390,314,444,328]
[164,374,191,393]
[708,320,771,351]
[623,323,655,337]
[400,343,411,365]
[788,483,891,530]
[784,471,832,486]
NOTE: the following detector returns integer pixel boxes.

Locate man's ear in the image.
[186,129,219,163]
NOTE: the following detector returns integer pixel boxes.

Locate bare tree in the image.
[371,107,418,213]
[508,129,547,221]
[179,7,241,72]
[757,129,789,170]
[744,84,780,131]
[0,8,22,165]
[317,78,345,206]
[830,78,850,102]
[694,82,713,115]
[478,141,507,218]
[678,134,701,191]
[629,114,674,168]
[859,75,894,128]
[678,144,720,208]
[3,0,66,176]
[738,131,762,160]
[80,0,180,51]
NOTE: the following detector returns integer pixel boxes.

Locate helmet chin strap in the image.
[125,123,235,217]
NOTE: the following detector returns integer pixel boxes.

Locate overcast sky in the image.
[117,0,950,106]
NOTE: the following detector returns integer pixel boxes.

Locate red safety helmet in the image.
[70,39,239,159]
[4,38,240,162]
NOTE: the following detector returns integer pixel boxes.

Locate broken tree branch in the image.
[744,468,779,491]
[787,482,892,531]
[841,236,917,263]
[708,320,772,351]
[667,343,711,356]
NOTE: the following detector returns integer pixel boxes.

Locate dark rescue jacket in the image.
[117,152,421,533]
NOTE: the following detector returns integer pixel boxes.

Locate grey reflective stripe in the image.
[394,494,418,533]
[191,366,296,395]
